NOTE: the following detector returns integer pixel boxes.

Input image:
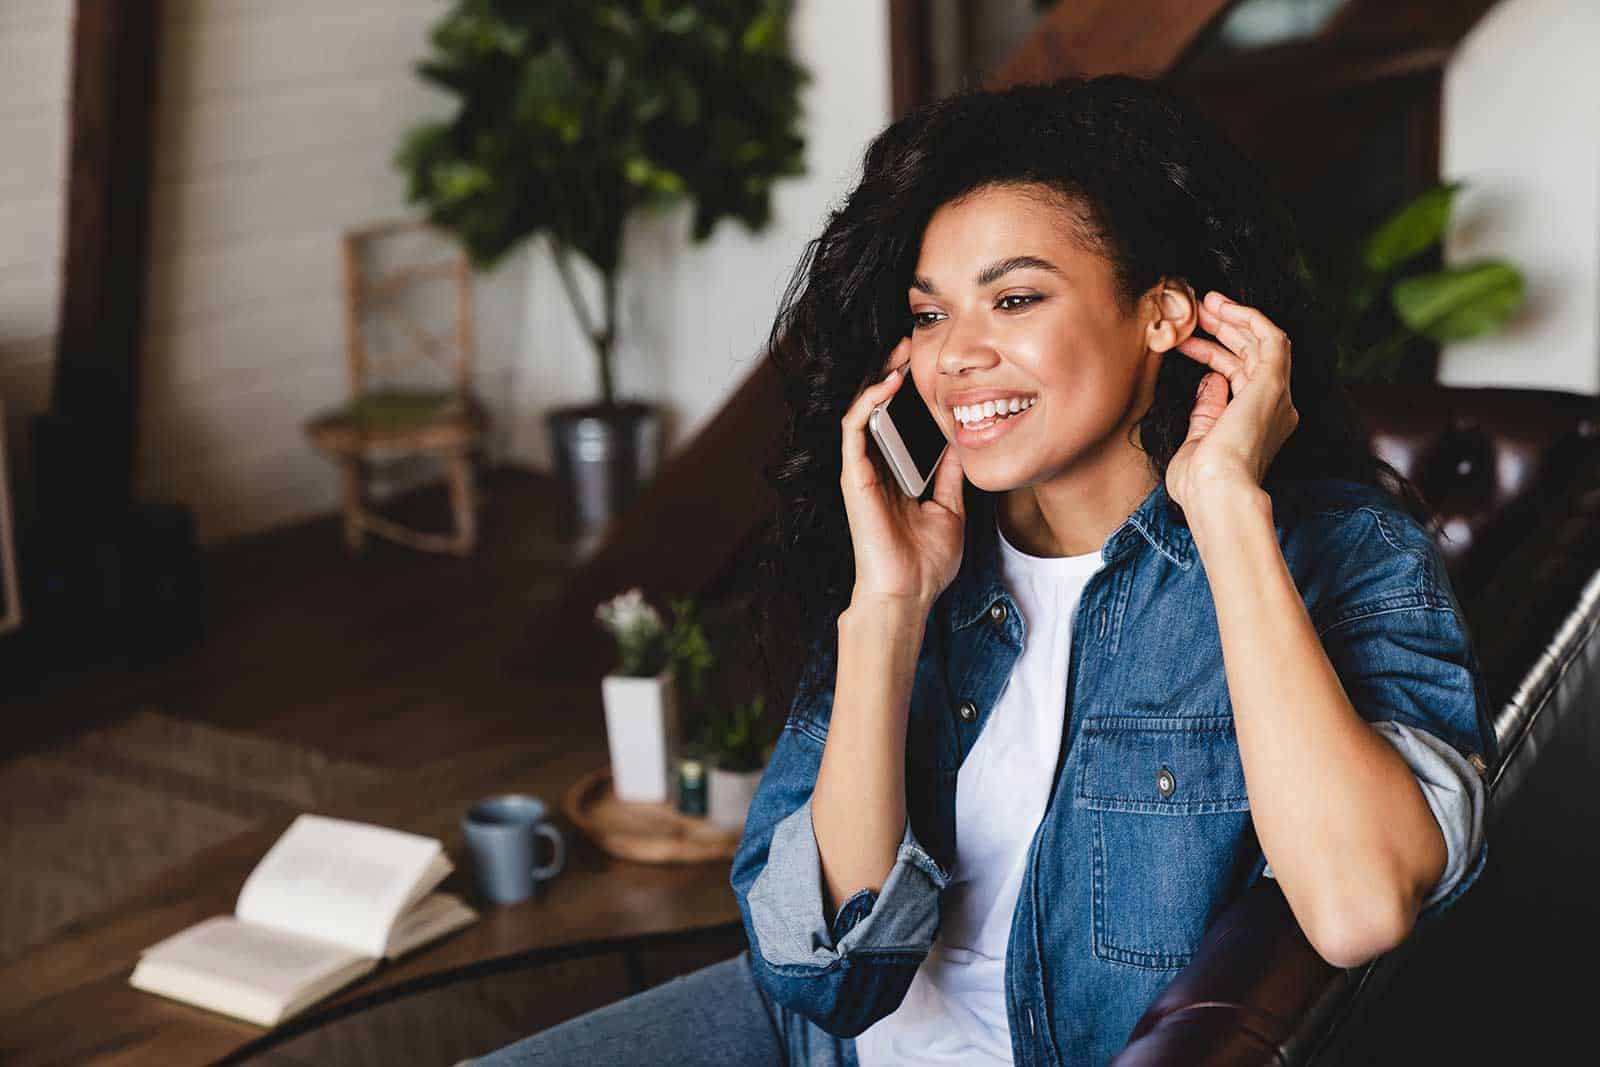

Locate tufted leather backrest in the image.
[1344,382,1600,781]
[1343,383,1600,596]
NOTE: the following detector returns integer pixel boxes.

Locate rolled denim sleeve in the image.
[729,635,952,1037]
[748,793,951,963]
[1263,720,1487,922]
[1305,505,1504,927]
[1251,503,1497,936]
[1371,720,1488,911]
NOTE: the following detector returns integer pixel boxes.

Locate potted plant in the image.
[1318,179,1525,383]
[396,2,810,533]
[594,588,711,802]
[690,693,782,831]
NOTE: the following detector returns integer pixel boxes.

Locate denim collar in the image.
[945,478,1196,632]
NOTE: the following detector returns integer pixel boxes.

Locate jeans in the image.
[468,949,858,1066]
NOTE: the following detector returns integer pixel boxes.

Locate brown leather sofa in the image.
[1110,383,1600,1065]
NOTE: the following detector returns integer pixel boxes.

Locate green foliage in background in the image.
[663,595,715,700]
[1326,180,1525,382]
[396,0,811,405]
[688,693,781,773]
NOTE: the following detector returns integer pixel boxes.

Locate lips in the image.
[953,400,1034,448]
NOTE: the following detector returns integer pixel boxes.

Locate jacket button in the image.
[957,700,978,722]
[989,601,1007,623]
[1156,766,1176,797]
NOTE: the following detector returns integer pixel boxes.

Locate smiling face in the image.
[904,182,1173,506]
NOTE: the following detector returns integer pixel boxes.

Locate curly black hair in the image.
[752,73,1434,705]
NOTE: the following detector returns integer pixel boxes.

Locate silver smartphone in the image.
[868,373,949,497]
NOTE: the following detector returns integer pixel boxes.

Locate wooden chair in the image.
[305,219,487,556]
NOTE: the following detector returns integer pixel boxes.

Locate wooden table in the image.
[0,739,744,1066]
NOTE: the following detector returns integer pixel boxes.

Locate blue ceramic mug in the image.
[461,794,567,905]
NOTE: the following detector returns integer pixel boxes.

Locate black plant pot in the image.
[546,401,662,534]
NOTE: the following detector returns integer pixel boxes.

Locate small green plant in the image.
[594,587,714,683]
[664,596,714,699]
[1323,179,1525,383]
[689,693,781,774]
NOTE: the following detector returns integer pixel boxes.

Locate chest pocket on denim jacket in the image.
[1074,715,1255,970]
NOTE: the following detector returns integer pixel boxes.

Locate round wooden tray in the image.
[561,765,743,863]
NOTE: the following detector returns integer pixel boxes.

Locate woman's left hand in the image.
[1165,290,1300,512]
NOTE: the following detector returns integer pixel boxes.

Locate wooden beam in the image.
[50,0,159,512]
[888,0,932,119]
[990,0,1235,87]
[1321,0,1505,49]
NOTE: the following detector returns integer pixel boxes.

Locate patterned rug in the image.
[0,707,394,961]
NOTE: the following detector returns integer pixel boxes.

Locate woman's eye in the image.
[910,296,1037,329]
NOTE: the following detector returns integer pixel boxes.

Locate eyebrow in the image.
[910,255,1066,297]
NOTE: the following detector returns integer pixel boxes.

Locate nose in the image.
[936,312,1002,377]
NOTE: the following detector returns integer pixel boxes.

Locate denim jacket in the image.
[729,477,1495,1066]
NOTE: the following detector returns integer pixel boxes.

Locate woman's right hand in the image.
[839,338,968,612]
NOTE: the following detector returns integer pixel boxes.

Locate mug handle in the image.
[531,823,566,881]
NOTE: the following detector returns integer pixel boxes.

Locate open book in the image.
[129,814,479,1027]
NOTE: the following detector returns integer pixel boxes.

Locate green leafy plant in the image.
[689,693,781,774]
[594,587,714,682]
[1325,180,1525,382]
[396,0,810,406]
[663,595,714,699]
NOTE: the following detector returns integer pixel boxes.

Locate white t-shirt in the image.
[853,518,1105,1065]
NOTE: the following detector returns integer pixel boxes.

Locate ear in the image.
[1146,279,1199,353]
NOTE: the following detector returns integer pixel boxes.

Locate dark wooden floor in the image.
[2,465,611,768]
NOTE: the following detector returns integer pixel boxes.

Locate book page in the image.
[235,814,442,957]
[400,854,454,913]
[129,916,373,1026]
[383,892,479,960]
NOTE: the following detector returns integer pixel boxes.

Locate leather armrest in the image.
[1108,878,1351,1067]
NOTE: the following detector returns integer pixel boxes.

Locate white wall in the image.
[0,0,71,507]
[3,0,893,544]
[508,0,894,469]
[1437,0,1600,395]
[137,0,529,545]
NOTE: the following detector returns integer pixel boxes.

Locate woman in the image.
[473,73,1490,1067]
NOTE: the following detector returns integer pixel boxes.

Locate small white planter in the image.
[707,765,764,832]
[601,669,680,803]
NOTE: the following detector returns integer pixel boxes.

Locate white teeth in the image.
[952,396,1036,426]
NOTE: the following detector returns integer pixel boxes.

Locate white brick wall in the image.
[140,0,527,545]
[0,0,71,499]
[3,0,890,547]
